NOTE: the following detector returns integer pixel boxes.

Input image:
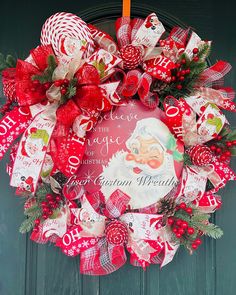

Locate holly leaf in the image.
[230,147,236,156]
[226,129,236,141]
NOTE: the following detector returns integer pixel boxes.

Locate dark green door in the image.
[0,1,235,294]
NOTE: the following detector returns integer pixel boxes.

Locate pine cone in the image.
[120,45,143,70]
[51,172,68,188]
[157,196,176,217]
[187,145,213,166]
[150,80,168,96]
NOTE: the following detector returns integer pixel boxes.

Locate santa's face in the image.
[63,37,81,56]
[25,138,44,157]
[125,135,165,176]
[150,16,159,27]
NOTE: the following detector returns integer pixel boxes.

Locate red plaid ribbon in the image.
[198,61,232,87]
[169,26,190,48]
[115,17,131,48]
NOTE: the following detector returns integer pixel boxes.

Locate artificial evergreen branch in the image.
[0,53,17,72]
[32,55,57,83]
[171,206,223,251]
[156,43,211,103]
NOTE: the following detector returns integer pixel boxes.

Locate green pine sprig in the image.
[60,78,78,104]
[207,125,236,155]
[157,43,211,104]
[171,206,223,251]
[0,53,17,72]
[32,55,57,84]
[19,183,54,234]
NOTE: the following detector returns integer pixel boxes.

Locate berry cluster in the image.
[170,48,199,90]
[33,193,62,232]
[53,78,70,95]
[31,79,51,92]
[167,202,202,250]
[209,135,236,161]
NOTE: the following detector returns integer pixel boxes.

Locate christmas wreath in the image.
[0,3,236,276]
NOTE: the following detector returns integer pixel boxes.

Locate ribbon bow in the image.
[0,44,122,195]
[55,189,179,275]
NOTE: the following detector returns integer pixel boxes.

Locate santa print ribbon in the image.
[1,43,122,195]
[0,106,32,159]
[10,104,57,194]
[56,189,179,275]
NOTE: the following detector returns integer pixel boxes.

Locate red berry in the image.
[220,155,226,161]
[210,145,216,151]
[63,78,69,86]
[60,87,67,95]
[185,68,190,74]
[179,76,185,81]
[176,233,182,239]
[195,238,202,245]
[41,201,48,207]
[55,195,61,202]
[173,227,178,233]
[49,200,55,206]
[178,228,185,235]
[181,221,188,229]
[180,70,186,75]
[175,206,180,211]
[216,147,222,154]
[43,207,49,213]
[42,214,48,219]
[192,48,199,54]
[193,56,199,62]
[176,84,182,90]
[171,76,176,82]
[176,219,183,226]
[181,58,186,64]
[226,142,232,147]
[186,207,193,215]
[191,243,198,250]
[54,80,62,87]
[46,194,53,201]
[233,140,236,145]
[167,217,175,225]
[187,227,195,235]
[48,209,53,215]
[225,151,231,157]
[34,218,40,225]
[217,135,222,140]
[175,63,181,68]
[33,227,39,233]
[44,82,51,90]
[52,203,58,209]
[179,202,187,210]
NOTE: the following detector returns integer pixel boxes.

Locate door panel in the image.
[0,1,235,294]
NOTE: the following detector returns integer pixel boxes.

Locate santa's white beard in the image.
[99,151,178,209]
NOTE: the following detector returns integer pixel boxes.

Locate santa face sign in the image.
[77,100,184,209]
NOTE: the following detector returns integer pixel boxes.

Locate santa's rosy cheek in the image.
[126,154,135,161]
[147,159,161,169]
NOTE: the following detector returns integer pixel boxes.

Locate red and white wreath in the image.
[0,8,235,276]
